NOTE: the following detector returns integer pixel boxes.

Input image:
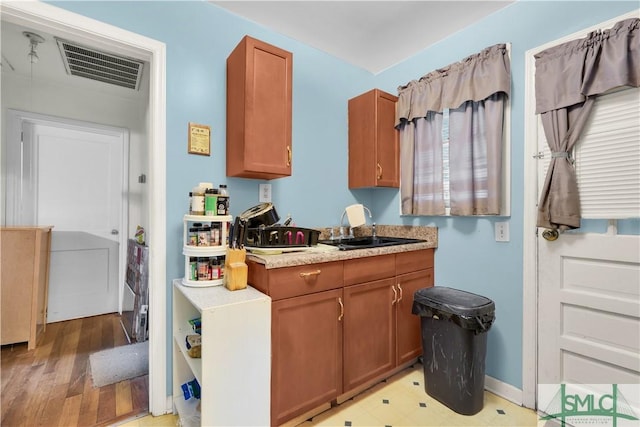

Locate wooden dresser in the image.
[1,226,53,349]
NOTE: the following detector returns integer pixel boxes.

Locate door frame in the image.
[0,1,169,415]
[6,110,130,317]
[521,9,640,410]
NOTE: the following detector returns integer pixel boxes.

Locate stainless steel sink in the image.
[318,235,426,251]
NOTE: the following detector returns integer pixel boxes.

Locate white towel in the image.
[345,204,366,227]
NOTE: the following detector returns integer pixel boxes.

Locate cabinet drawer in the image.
[249,261,343,301]
[396,249,434,275]
[344,254,395,286]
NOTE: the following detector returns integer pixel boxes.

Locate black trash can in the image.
[412,286,495,415]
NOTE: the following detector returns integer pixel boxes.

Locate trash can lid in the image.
[413,286,495,317]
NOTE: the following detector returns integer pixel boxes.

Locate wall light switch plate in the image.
[495,221,510,242]
[259,184,272,202]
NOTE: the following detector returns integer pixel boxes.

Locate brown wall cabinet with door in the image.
[248,248,434,426]
[348,89,399,188]
[226,35,293,179]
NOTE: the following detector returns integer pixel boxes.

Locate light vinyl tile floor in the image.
[297,364,537,427]
[118,364,539,427]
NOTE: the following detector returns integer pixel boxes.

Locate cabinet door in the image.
[396,268,434,365]
[227,36,292,179]
[343,278,396,392]
[271,289,343,426]
[348,89,399,188]
[375,91,399,187]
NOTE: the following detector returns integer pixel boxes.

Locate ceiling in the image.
[211,1,515,74]
[0,20,148,99]
[1,1,514,92]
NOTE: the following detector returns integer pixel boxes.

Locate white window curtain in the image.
[396,44,511,216]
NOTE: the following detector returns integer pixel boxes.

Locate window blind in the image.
[538,87,640,219]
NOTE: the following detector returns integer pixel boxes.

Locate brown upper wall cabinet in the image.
[226,36,293,179]
[348,89,399,188]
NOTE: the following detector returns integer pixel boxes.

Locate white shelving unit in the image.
[182,214,232,287]
[172,279,271,426]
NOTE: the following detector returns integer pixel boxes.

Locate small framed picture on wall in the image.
[188,122,211,156]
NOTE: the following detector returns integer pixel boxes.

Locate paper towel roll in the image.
[345,204,366,227]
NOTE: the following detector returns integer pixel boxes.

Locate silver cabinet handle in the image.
[338,297,344,321]
[111,229,119,235]
[391,285,398,305]
[397,283,403,303]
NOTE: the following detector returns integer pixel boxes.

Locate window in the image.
[397,44,511,216]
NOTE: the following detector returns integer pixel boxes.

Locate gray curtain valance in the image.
[396,43,510,125]
[535,17,640,114]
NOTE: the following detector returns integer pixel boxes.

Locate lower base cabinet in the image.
[271,289,343,426]
[343,277,396,391]
[343,250,434,393]
[249,248,434,426]
[396,268,434,364]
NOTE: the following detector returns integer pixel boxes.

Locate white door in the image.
[536,88,640,415]
[21,120,127,322]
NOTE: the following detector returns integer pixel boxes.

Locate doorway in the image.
[0,1,167,416]
[522,10,640,411]
[6,111,128,322]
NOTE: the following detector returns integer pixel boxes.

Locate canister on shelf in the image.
[218,184,229,215]
[205,189,218,216]
[216,196,229,215]
[219,184,228,211]
[190,186,205,216]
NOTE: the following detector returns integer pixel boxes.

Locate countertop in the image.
[246,225,437,269]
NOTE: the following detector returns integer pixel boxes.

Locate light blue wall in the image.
[50,0,638,396]
[373,1,638,389]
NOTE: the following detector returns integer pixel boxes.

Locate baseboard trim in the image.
[485,375,524,407]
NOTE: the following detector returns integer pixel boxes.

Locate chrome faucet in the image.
[338,211,349,239]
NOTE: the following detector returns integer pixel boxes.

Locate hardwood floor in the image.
[1,313,149,427]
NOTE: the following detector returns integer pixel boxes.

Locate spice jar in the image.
[197,225,210,246]
[197,257,209,280]
[210,223,221,246]
[189,223,201,246]
[189,257,198,280]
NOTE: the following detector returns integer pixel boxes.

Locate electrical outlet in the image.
[259,184,271,202]
[495,221,510,242]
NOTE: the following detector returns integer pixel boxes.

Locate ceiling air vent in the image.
[56,38,143,90]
